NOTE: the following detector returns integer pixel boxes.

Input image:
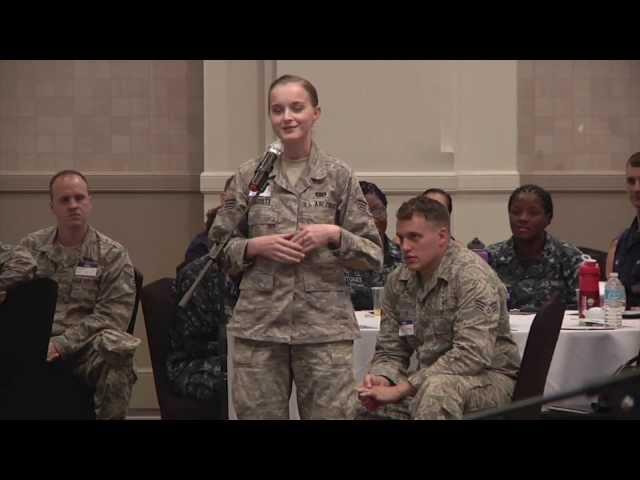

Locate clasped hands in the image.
[356,374,415,411]
[46,339,62,362]
[247,224,341,264]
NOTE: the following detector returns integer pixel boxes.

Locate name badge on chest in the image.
[75,258,98,278]
[399,320,415,337]
[259,184,272,197]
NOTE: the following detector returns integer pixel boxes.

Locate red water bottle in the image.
[579,259,600,318]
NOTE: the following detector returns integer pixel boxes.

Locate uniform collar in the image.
[37,225,97,257]
[272,142,328,192]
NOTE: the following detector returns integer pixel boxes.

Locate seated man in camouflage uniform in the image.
[345,181,402,311]
[0,242,37,299]
[356,197,520,420]
[20,170,140,419]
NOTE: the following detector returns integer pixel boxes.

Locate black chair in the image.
[578,246,607,281]
[507,293,566,419]
[128,268,144,335]
[45,267,144,420]
[466,293,566,420]
[0,278,58,419]
[141,278,223,419]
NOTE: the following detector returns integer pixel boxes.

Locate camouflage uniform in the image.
[487,233,584,311]
[0,242,37,292]
[345,234,402,311]
[362,241,521,420]
[20,226,140,419]
[167,255,239,401]
[211,142,383,419]
[613,217,640,308]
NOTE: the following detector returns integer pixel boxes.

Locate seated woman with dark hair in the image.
[167,175,239,403]
[182,207,219,268]
[345,181,402,310]
[487,184,584,312]
[181,175,235,270]
[167,256,239,402]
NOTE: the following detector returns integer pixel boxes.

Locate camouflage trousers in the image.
[70,329,139,419]
[356,371,514,420]
[233,338,357,420]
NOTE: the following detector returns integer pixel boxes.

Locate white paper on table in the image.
[508,313,536,332]
[355,310,381,330]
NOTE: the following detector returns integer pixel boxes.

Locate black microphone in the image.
[248,140,283,197]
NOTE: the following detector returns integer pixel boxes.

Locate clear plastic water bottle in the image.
[603,273,626,329]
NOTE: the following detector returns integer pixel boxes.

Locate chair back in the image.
[127,267,144,335]
[510,293,565,418]
[141,277,221,419]
[0,278,58,366]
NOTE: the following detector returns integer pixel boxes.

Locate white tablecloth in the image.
[227,311,640,418]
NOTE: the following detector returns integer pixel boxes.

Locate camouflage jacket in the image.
[0,242,37,291]
[613,216,640,308]
[211,142,383,344]
[369,241,521,391]
[345,234,402,311]
[166,255,239,401]
[20,226,138,357]
[487,233,584,311]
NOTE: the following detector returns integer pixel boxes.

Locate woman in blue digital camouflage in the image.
[487,184,584,312]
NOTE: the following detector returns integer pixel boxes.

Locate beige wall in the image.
[548,191,632,251]
[518,60,640,172]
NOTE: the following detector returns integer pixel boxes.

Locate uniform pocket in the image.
[248,206,278,237]
[233,338,255,366]
[301,207,336,225]
[303,266,345,292]
[72,273,100,303]
[432,311,454,341]
[239,270,274,292]
[328,341,353,366]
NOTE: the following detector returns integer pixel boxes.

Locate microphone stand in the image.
[178,170,273,419]
[177,190,267,309]
[463,368,640,420]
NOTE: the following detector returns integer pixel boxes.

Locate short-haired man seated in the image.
[611,152,640,308]
[20,170,140,419]
[357,197,521,419]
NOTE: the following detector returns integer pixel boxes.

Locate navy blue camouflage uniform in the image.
[167,255,239,401]
[613,217,640,308]
[345,234,402,311]
[487,233,584,311]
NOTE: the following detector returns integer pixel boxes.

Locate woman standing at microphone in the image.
[211,74,383,419]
